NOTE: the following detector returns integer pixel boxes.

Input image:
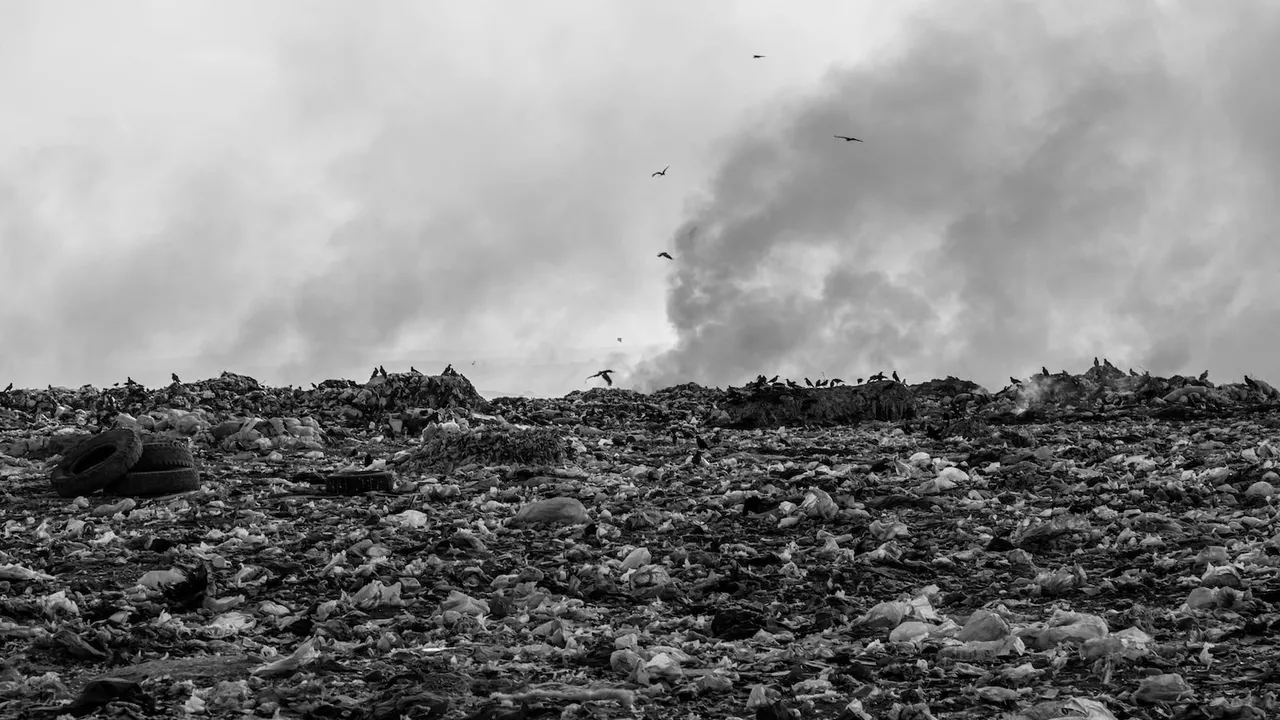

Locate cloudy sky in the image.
[2,1,1277,397]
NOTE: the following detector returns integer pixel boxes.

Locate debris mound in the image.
[721,379,916,428]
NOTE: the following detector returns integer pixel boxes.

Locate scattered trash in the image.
[1,364,1278,718]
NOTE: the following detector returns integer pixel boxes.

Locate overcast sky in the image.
[2,1,1277,397]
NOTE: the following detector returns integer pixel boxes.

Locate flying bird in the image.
[651,166,669,177]
[834,135,863,142]
[658,252,673,260]
[752,54,765,59]
[587,369,616,387]
[617,337,622,343]
[171,373,181,384]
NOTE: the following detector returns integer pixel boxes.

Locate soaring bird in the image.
[171,373,181,384]
[652,166,669,177]
[752,54,765,59]
[835,135,863,142]
[658,252,673,259]
[587,369,616,387]
[892,370,900,382]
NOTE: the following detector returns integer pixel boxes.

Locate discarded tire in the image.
[50,428,144,498]
[326,470,395,495]
[131,441,196,472]
[106,468,202,496]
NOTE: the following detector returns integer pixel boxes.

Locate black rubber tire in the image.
[325,470,395,495]
[50,428,143,498]
[131,441,196,472]
[106,468,202,496]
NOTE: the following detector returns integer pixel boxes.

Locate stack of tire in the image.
[49,428,202,498]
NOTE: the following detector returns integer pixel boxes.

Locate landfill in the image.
[1,361,1278,719]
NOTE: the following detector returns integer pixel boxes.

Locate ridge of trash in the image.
[1,361,1279,719]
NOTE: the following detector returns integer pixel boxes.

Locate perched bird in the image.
[869,371,886,381]
[370,367,379,379]
[2,382,10,392]
[831,378,844,386]
[856,378,863,384]
[752,54,766,59]
[768,375,779,384]
[652,165,669,177]
[410,366,419,374]
[804,378,813,387]
[311,382,318,389]
[892,370,900,382]
[658,252,673,260]
[696,435,710,450]
[587,369,616,387]
[171,373,181,384]
[1094,357,1100,368]
[1010,376,1022,386]
[443,364,454,375]
[126,377,136,386]
[816,378,828,387]
[834,135,863,142]
[786,379,800,389]
[1199,370,1209,381]
[1041,366,1050,377]
[378,365,387,378]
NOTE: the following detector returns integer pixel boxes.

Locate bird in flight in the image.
[587,369,616,387]
[658,252,673,260]
[835,135,863,142]
[652,166,669,177]
[752,54,765,59]
[617,337,622,343]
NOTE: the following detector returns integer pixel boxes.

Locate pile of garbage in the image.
[4,361,1280,719]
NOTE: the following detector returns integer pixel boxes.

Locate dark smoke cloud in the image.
[634,2,1280,392]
